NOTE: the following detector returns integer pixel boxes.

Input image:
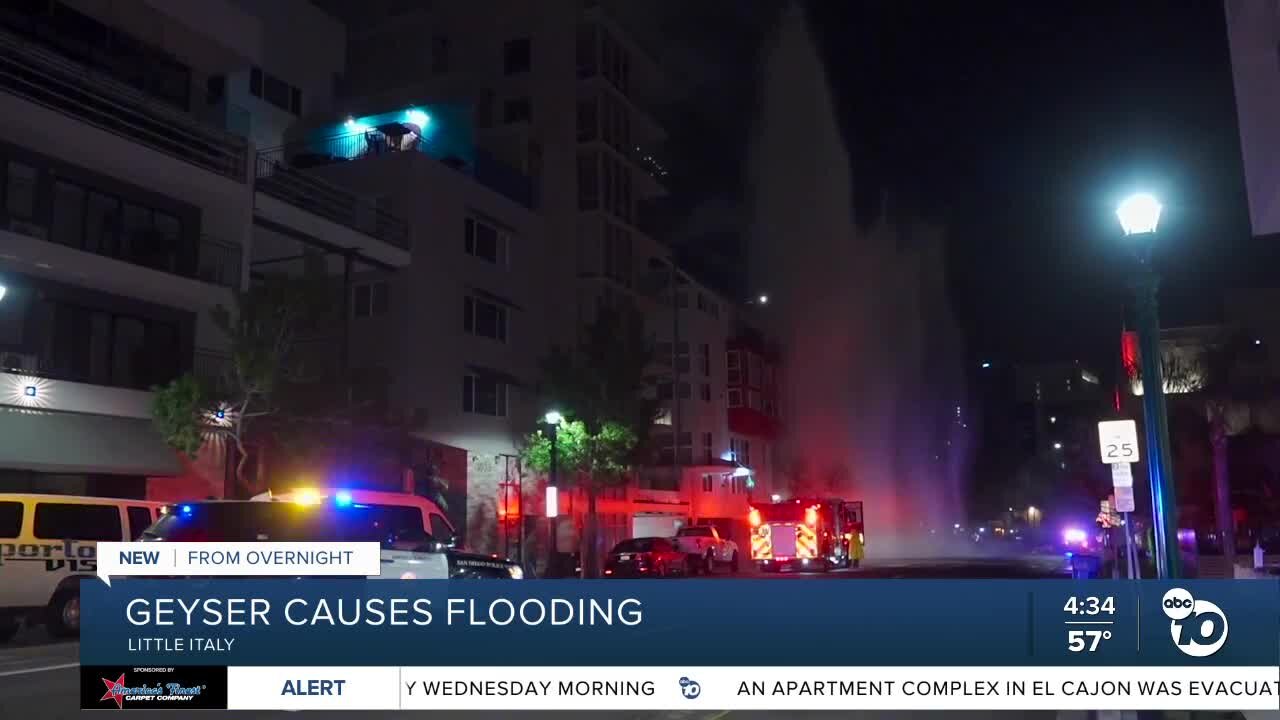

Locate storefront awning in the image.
[0,406,182,476]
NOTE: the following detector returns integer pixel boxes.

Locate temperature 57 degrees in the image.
[1068,629,1112,652]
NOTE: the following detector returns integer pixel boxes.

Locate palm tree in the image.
[1157,331,1271,562]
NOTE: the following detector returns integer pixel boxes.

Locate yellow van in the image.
[0,494,163,641]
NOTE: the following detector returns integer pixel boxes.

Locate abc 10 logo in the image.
[1161,588,1228,658]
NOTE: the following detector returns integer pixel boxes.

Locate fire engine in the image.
[748,498,864,572]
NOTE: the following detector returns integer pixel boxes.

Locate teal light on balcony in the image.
[404,108,430,128]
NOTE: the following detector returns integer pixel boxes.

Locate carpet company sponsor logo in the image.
[98,673,205,709]
[1162,588,1229,658]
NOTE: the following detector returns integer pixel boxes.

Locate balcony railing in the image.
[193,348,230,392]
[0,28,247,181]
[196,235,242,289]
[269,130,538,211]
[254,148,410,250]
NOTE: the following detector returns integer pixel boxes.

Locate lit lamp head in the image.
[1116,193,1162,236]
[0,284,7,302]
[543,410,564,426]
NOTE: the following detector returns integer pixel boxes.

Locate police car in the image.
[0,494,165,641]
[141,494,522,580]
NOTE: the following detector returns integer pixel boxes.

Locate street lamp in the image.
[542,410,564,576]
[0,284,6,302]
[1117,192,1180,578]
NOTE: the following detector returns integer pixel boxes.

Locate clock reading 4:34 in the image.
[1064,596,1116,615]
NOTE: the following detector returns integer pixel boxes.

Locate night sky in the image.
[662,1,1270,378]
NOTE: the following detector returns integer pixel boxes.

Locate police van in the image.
[144,494,522,581]
[0,494,164,641]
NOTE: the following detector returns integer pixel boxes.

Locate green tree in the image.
[520,307,658,577]
[151,256,335,495]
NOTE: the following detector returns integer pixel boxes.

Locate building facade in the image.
[0,0,410,499]
[318,0,767,556]
[1226,0,1280,238]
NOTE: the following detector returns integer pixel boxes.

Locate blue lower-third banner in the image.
[79,579,1279,710]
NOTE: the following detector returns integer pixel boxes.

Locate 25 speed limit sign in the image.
[1097,419,1139,464]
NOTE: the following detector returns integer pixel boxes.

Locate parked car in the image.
[604,537,688,578]
[674,525,740,574]
[0,494,165,641]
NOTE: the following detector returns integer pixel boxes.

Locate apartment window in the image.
[477,90,495,128]
[47,178,191,275]
[701,474,713,493]
[577,153,599,209]
[249,65,302,116]
[462,375,507,417]
[205,75,226,105]
[700,383,711,403]
[463,296,508,342]
[577,98,598,141]
[603,222,631,286]
[464,216,510,265]
[727,389,742,408]
[39,297,179,389]
[503,98,532,124]
[699,343,710,377]
[726,350,741,385]
[4,161,36,220]
[576,24,598,78]
[599,153,631,221]
[747,389,762,411]
[657,381,690,400]
[503,37,531,75]
[432,36,449,73]
[748,353,763,387]
[657,431,693,466]
[702,432,713,465]
[353,281,390,318]
[730,438,751,467]
[599,93,630,152]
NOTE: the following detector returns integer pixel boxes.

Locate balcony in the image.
[0,27,247,181]
[2,212,241,292]
[270,128,538,211]
[255,146,410,252]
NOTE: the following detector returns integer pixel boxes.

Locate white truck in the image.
[673,525,740,575]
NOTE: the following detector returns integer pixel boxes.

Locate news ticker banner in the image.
[81,579,1279,711]
[79,665,1280,711]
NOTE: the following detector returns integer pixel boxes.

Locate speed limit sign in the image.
[1097,419,1139,465]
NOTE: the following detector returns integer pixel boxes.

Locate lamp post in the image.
[1116,193,1180,578]
[543,410,564,577]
